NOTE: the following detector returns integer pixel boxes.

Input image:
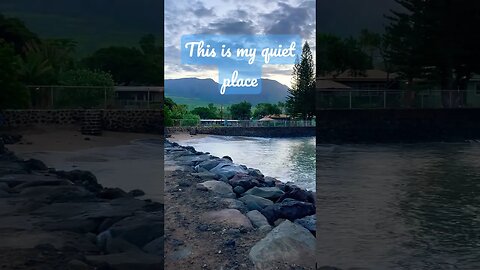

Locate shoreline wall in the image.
[1,109,163,134]
[166,126,316,137]
[317,108,480,143]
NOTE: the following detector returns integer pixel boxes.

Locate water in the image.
[178,135,316,191]
[317,143,480,269]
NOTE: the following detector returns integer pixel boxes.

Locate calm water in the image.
[179,135,316,191]
[317,143,480,269]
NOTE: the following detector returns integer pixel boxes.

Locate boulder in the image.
[203,209,252,229]
[142,236,164,256]
[23,158,48,171]
[195,159,224,171]
[276,187,315,204]
[105,211,163,248]
[128,189,146,197]
[260,199,315,224]
[246,210,270,229]
[249,220,316,269]
[228,173,260,190]
[55,170,103,192]
[210,163,248,179]
[239,195,274,211]
[244,187,285,200]
[233,186,246,194]
[220,198,246,211]
[247,168,264,178]
[295,215,316,235]
[97,188,128,200]
[196,180,235,198]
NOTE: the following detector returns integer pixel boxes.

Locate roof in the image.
[319,69,398,82]
[316,79,351,89]
[114,86,164,92]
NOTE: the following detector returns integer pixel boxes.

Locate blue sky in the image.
[164,0,315,87]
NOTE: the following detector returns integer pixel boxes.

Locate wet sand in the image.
[7,125,164,203]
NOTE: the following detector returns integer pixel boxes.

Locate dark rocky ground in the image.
[0,135,164,270]
[164,140,316,270]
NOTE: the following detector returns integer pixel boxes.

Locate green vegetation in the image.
[287,42,316,119]
[229,101,252,120]
[253,103,282,119]
[0,13,163,109]
[164,97,200,126]
[191,104,220,119]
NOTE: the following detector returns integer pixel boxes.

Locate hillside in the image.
[165,78,290,106]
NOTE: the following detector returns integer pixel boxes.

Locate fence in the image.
[317,90,480,109]
[171,119,316,127]
[27,85,163,109]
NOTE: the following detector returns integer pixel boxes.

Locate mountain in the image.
[0,0,163,56]
[165,78,290,106]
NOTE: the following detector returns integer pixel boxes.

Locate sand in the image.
[168,132,208,142]
[7,125,164,203]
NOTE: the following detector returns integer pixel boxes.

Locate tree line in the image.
[0,13,163,109]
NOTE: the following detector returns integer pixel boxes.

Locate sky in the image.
[164,0,316,87]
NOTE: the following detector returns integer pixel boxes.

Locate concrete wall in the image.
[316,108,480,143]
[166,126,315,137]
[1,110,163,134]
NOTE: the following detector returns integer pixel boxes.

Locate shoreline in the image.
[0,135,164,269]
[164,139,316,269]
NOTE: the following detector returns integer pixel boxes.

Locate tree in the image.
[165,103,200,126]
[191,104,220,119]
[0,14,38,55]
[0,41,29,109]
[55,69,114,108]
[229,101,252,120]
[253,103,281,119]
[287,41,316,119]
[384,0,480,107]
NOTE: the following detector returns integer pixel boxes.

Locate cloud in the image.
[190,1,215,17]
[263,1,315,38]
[199,19,257,34]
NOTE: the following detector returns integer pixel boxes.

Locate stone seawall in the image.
[317,108,480,143]
[1,110,163,134]
[166,126,315,137]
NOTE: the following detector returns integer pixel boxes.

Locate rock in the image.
[239,195,274,211]
[262,176,277,187]
[249,220,316,269]
[246,210,270,229]
[105,211,163,248]
[195,159,224,171]
[195,183,208,191]
[228,173,260,190]
[174,154,210,166]
[0,182,9,192]
[142,236,164,256]
[210,163,248,180]
[197,180,235,198]
[295,215,316,235]
[97,188,128,200]
[247,168,264,178]
[244,187,285,200]
[55,170,103,192]
[86,251,163,270]
[222,156,233,162]
[105,237,142,254]
[128,189,146,197]
[203,209,253,229]
[260,200,316,224]
[0,174,69,188]
[233,186,246,194]
[23,158,48,171]
[19,185,95,203]
[274,219,286,227]
[277,187,315,204]
[258,225,272,234]
[221,198,246,211]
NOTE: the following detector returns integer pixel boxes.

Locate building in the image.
[114,86,164,109]
[318,69,399,90]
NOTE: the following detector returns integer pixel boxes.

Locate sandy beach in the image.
[7,125,164,203]
[167,131,208,143]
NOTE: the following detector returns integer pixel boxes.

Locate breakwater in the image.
[166,126,315,137]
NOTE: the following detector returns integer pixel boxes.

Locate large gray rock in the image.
[239,195,274,211]
[195,158,225,171]
[102,211,163,248]
[173,154,210,166]
[142,236,164,256]
[228,173,260,190]
[210,163,248,179]
[220,198,246,211]
[196,180,235,198]
[244,187,285,200]
[246,210,270,229]
[249,220,316,269]
[295,215,316,235]
[203,209,253,229]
